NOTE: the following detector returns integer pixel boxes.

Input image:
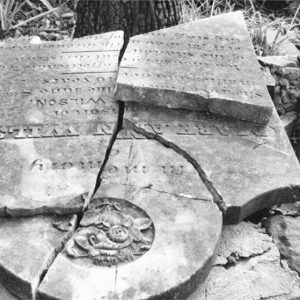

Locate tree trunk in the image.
[74,0,182,46]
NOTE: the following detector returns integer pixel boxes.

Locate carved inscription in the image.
[0,62,116,72]
[9,53,118,63]
[65,198,154,267]
[119,20,270,106]
[0,32,123,50]
[129,122,271,139]
[33,96,106,107]
[130,33,242,52]
[101,164,185,177]
[0,123,115,140]
[0,33,121,128]
[0,122,272,141]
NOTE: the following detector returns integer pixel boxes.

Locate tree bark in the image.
[74,0,182,46]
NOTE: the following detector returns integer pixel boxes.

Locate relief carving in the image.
[65,198,154,267]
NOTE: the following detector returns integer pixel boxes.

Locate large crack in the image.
[29,103,124,300]
[82,101,125,213]
[31,215,78,300]
[28,37,128,300]
[123,118,227,213]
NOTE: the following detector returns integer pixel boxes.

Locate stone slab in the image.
[115,11,274,124]
[101,129,213,201]
[37,182,222,300]
[124,102,300,224]
[0,214,76,300]
[0,32,123,216]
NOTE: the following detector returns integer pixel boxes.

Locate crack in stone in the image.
[123,118,227,213]
[142,185,212,202]
[82,102,124,212]
[32,103,125,298]
[114,266,118,297]
[32,215,78,300]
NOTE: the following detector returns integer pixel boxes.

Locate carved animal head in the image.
[65,200,153,267]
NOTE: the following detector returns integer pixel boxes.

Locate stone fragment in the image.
[116,11,274,124]
[188,222,300,300]
[265,215,300,275]
[0,214,77,300]
[0,32,123,216]
[124,102,300,224]
[217,222,272,261]
[258,55,299,68]
[37,182,222,300]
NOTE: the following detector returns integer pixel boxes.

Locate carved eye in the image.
[107,226,128,243]
[88,234,97,246]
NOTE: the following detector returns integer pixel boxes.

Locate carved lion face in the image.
[65,199,153,267]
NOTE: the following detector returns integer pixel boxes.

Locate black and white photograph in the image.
[0,0,300,299]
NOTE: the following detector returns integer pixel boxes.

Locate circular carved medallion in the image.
[65,197,155,267]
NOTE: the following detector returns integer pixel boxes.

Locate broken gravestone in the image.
[1,11,299,300]
[115,11,274,124]
[119,11,300,224]
[0,32,123,216]
[36,11,299,299]
[0,30,221,300]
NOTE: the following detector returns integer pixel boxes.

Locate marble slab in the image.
[116,12,273,124]
[0,32,123,216]
[124,102,300,224]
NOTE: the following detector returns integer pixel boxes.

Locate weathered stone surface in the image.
[0,215,77,300]
[37,182,222,300]
[124,102,300,223]
[116,11,274,124]
[0,281,18,300]
[101,130,213,200]
[265,215,300,275]
[188,222,300,300]
[0,32,123,216]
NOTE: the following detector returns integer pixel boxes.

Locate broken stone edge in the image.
[115,83,273,125]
